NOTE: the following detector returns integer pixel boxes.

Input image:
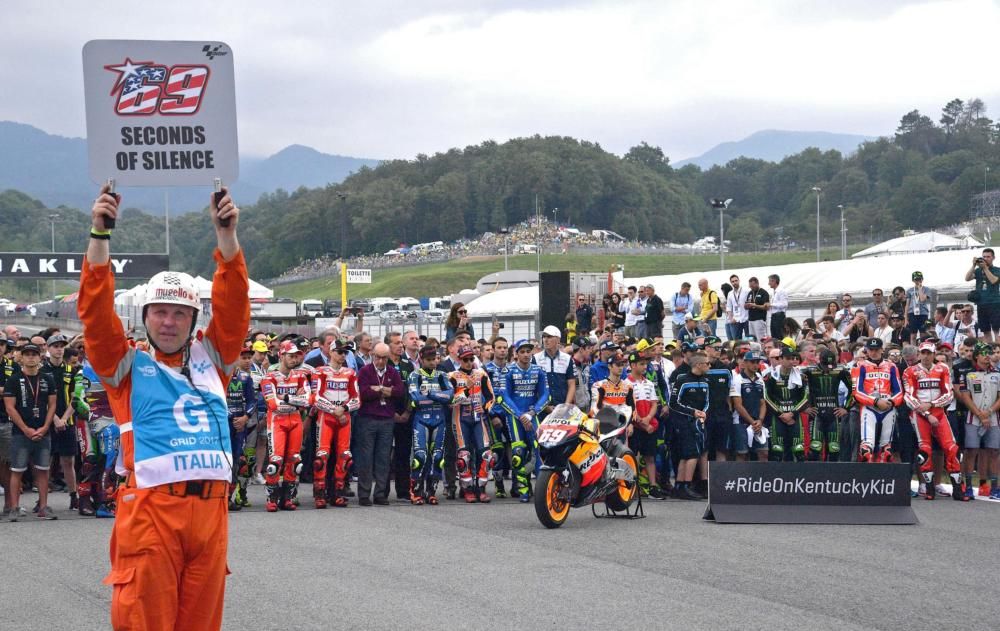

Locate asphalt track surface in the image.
[4,483,999,631]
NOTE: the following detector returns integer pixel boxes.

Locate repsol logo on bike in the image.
[704,462,917,525]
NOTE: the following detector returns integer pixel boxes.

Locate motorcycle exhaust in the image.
[607,457,636,482]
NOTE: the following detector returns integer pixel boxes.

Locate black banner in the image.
[704,462,917,525]
[0,253,168,279]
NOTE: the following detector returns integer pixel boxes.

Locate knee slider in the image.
[265,463,279,477]
[341,450,353,469]
[827,441,840,455]
[313,456,325,472]
[511,445,527,468]
[456,449,471,472]
[411,450,427,471]
[809,440,823,453]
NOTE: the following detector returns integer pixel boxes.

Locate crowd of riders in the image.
[3,250,1000,519]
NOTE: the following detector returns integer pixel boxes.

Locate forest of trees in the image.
[1,97,998,285]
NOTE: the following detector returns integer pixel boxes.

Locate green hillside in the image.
[272,249,859,302]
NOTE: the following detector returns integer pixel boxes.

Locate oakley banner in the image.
[83,39,239,186]
[0,253,168,279]
[703,462,917,525]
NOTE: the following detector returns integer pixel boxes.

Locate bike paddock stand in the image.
[592,493,645,520]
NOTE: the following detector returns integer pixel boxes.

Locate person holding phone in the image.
[445,303,475,340]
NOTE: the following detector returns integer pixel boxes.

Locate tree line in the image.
[1,97,997,289]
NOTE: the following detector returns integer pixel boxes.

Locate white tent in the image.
[620,248,981,305]
[852,231,983,258]
[465,286,538,317]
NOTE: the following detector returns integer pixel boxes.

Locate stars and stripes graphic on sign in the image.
[104,57,210,116]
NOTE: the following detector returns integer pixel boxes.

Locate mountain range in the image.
[1,121,876,214]
[0,121,380,215]
[675,129,876,169]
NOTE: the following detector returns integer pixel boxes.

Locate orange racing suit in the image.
[310,365,359,507]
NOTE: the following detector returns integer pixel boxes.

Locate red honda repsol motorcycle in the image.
[533,404,638,528]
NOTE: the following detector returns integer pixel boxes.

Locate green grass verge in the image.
[272,247,861,302]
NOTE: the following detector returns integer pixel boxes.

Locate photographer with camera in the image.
[965,249,1000,342]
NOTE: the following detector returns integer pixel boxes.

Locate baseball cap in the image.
[683,313,694,321]
[912,271,923,280]
[918,341,936,353]
[974,342,992,357]
[889,312,904,320]
[599,341,619,352]
[541,325,561,338]
[742,351,762,362]
[939,342,954,351]
[681,341,699,352]
[332,340,355,353]
[572,336,593,349]
[628,351,646,364]
[458,346,476,359]
[703,336,721,347]
[252,340,269,353]
[635,339,652,353]
[20,343,41,355]
[779,346,796,358]
[780,336,797,351]
[865,338,884,350]
[46,333,68,346]
[663,340,678,351]
[241,341,255,354]
[278,340,302,355]
[514,339,535,351]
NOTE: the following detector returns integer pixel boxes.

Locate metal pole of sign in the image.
[812,186,822,262]
[48,213,58,298]
[164,189,171,256]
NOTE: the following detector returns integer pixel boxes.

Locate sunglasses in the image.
[457,310,467,315]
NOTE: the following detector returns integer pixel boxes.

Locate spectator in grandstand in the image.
[952,304,981,346]
[621,285,642,339]
[965,249,1000,342]
[725,274,750,341]
[668,282,693,340]
[934,305,959,346]
[889,312,913,346]
[872,312,893,345]
[834,294,855,334]
[445,303,475,341]
[888,286,907,316]
[865,289,889,328]
[696,278,720,336]
[905,271,932,335]
[575,294,595,336]
[643,284,666,339]
[745,277,769,342]
[766,274,788,340]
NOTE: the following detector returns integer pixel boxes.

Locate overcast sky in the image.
[3,0,998,161]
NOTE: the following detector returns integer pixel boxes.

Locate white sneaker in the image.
[253,473,265,485]
[935,483,952,497]
[918,483,926,495]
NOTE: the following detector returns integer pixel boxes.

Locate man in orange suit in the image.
[79,182,249,631]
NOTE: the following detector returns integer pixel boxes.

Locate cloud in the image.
[1,0,997,162]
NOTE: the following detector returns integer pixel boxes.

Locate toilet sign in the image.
[346,268,372,284]
[82,40,239,186]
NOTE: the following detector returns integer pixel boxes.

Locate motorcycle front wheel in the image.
[534,469,570,529]
[604,451,638,512]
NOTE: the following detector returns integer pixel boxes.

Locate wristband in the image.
[90,229,111,240]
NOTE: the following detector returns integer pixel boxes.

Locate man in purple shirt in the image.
[355,343,405,505]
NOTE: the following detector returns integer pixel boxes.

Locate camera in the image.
[498,322,505,329]
[976,257,985,265]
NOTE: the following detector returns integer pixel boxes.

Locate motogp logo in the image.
[105,57,209,116]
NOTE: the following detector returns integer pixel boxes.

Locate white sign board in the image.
[346,268,372,284]
[82,40,239,186]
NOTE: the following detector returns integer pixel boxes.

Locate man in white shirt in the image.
[621,285,642,339]
[766,274,788,339]
[725,274,749,342]
[835,294,855,334]
[871,312,893,345]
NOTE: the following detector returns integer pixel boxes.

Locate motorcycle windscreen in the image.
[568,440,607,487]
[536,422,580,448]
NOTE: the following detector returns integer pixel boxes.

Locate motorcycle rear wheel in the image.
[604,451,638,512]
[534,469,570,529]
